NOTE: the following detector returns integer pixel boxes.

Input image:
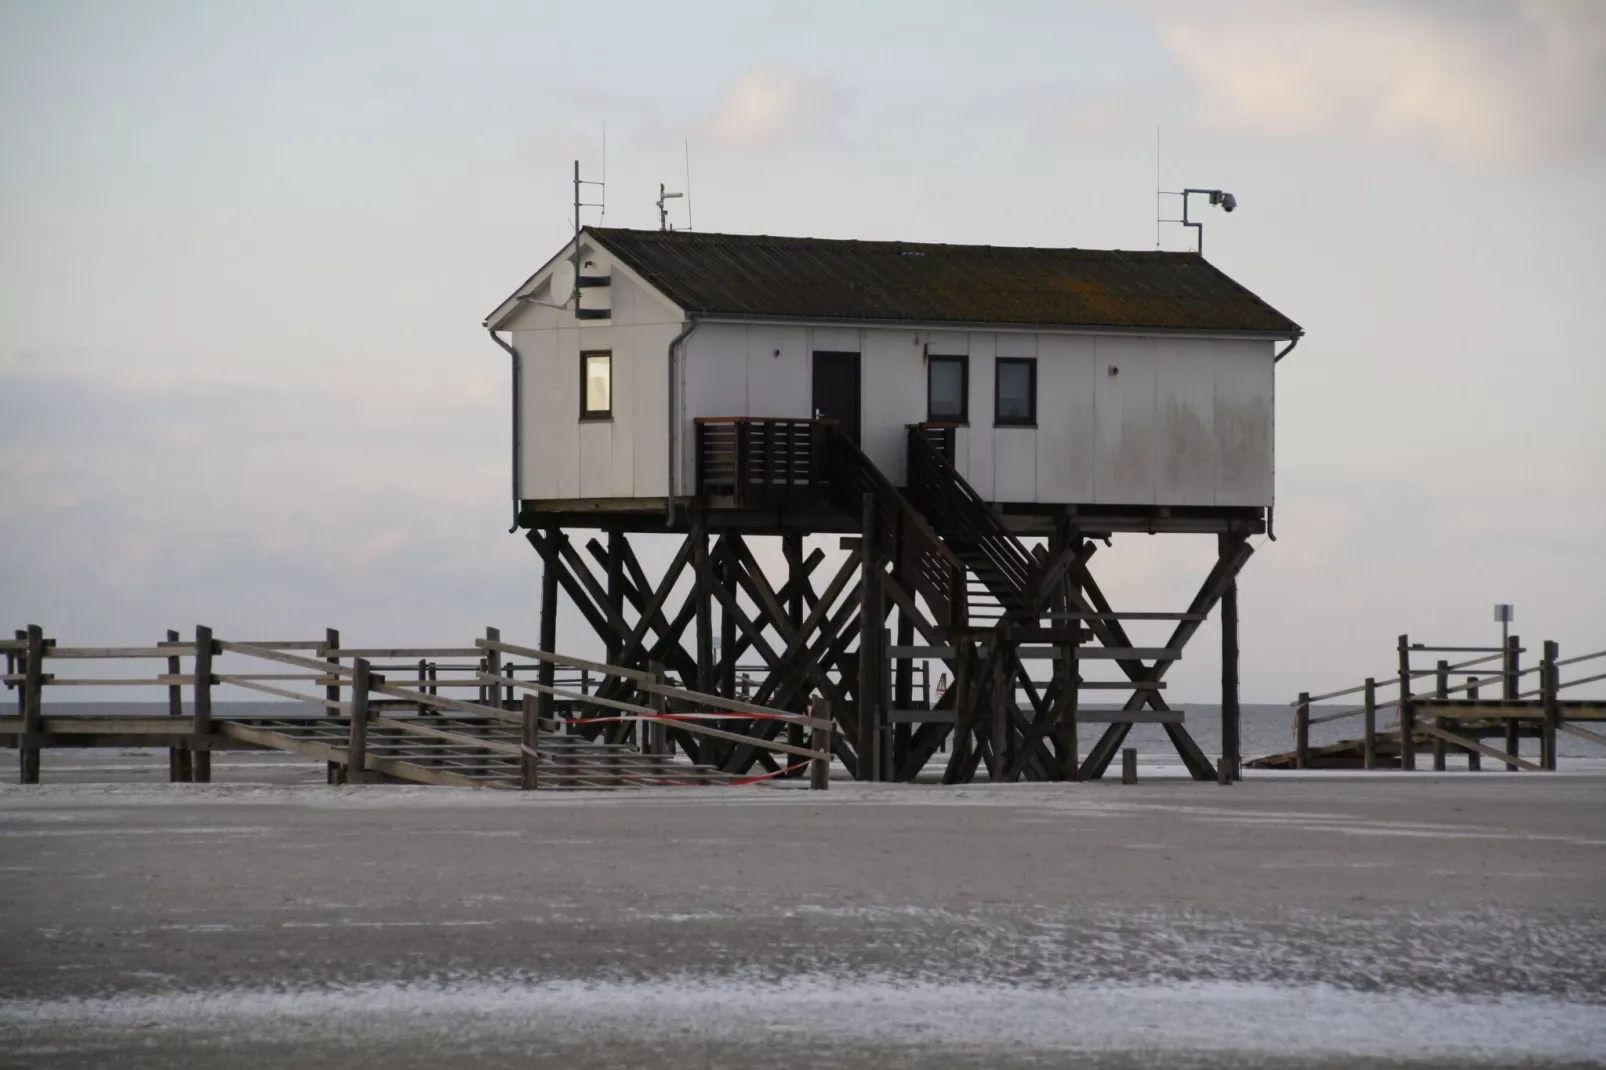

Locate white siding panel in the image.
[1034,334,1096,502]
[554,327,583,499]
[680,324,750,491]
[994,428,1037,501]
[863,328,924,482]
[1214,340,1275,506]
[514,326,559,499]
[746,326,810,419]
[631,324,673,497]
[1093,336,1158,504]
[995,332,1038,358]
[1154,340,1218,505]
[963,333,995,498]
[578,419,612,497]
[809,327,861,353]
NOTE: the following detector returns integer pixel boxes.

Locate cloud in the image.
[1149,0,1606,162]
[705,68,850,146]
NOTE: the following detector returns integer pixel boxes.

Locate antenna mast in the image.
[571,159,605,307]
[657,182,684,231]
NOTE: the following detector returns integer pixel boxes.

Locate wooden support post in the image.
[857,492,880,782]
[324,627,341,783]
[1465,678,1482,771]
[718,548,737,702]
[192,625,214,783]
[1219,537,1242,781]
[894,610,912,780]
[1216,756,1231,786]
[484,627,502,710]
[19,625,43,785]
[1504,634,1520,770]
[346,657,372,784]
[811,696,832,791]
[538,529,559,732]
[784,535,806,764]
[1397,634,1415,771]
[1121,747,1137,785]
[1541,640,1559,772]
[520,693,539,789]
[990,638,1011,782]
[1433,660,1449,772]
[1362,678,1377,770]
[1295,691,1310,770]
[166,628,191,783]
[416,658,428,714]
[693,525,715,695]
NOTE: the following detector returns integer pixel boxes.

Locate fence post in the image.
[1541,640,1559,772]
[1295,692,1310,769]
[191,626,214,783]
[1465,677,1482,771]
[346,658,373,785]
[647,660,668,756]
[1121,747,1138,785]
[485,627,502,709]
[166,628,191,783]
[810,696,832,791]
[19,625,44,785]
[1433,660,1449,772]
[520,693,539,790]
[1504,635,1520,770]
[417,658,428,714]
[1397,635,1415,771]
[324,628,342,783]
[1362,678,1377,770]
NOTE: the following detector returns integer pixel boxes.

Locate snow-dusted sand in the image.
[1,755,1603,1068]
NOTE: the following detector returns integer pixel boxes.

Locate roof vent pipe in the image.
[665,316,702,526]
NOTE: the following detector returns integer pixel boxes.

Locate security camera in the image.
[1220,192,1237,212]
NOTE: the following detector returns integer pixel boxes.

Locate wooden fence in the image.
[2,625,831,790]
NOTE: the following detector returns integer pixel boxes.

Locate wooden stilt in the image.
[1465,678,1482,770]
[1219,532,1242,781]
[1433,660,1449,771]
[1295,692,1310,769]
[857,492,880,781]
[538,529,559,733]
[1504,635,1521,770]
[1541,640,1559,771]
[1363,678,1377,769]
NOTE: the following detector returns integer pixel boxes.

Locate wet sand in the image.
[1,753,1603,1067]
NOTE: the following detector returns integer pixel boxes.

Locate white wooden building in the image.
[484,227,1301,530]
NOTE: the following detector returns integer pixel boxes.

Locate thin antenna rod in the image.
[1155,124,1161,251]
[684,138,694,231]
[600,122,607,222]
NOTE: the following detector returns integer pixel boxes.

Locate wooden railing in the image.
[905,426,1041,618]
[694,417,834,510]
[1283,634,1606,771]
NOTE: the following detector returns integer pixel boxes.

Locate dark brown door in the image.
[811,351,861,445]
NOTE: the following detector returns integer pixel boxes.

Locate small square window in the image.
[927,355,968,422]
[581,351,611,419]
[995,358,1036,426]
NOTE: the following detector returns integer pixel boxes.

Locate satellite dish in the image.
[548,261,576,306]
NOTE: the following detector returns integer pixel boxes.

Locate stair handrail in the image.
[904,427,1042,612]
[824,427,968,628]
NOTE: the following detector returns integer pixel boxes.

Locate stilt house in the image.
[484,228,1302,784]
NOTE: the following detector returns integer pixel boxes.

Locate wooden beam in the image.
[1415,721,1542,772]
[18,626,43,784]
[192,625,214,783]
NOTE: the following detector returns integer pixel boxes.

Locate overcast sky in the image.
[2,0,1603,704]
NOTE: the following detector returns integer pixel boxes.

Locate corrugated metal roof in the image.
[589,227,1301,336]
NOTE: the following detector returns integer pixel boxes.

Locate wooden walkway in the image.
[1249,634,1605,771]
[2,626,831,790]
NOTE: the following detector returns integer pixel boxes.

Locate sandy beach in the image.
[1,753,1603,1068]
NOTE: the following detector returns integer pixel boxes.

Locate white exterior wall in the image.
[503,242,684,500]
[676,323,1275,507]
[505,254,1277,508]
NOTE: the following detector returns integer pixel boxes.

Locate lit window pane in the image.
[584,353,611,414]
[929,359,965,419]
[997,361,1032,422]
